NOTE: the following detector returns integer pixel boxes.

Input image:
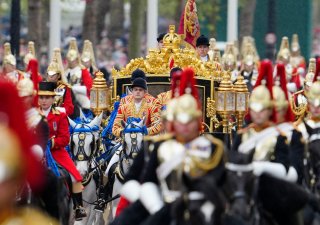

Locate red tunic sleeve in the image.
[52,113,70,150]
[62,86,74,116]
[81,68,93,97]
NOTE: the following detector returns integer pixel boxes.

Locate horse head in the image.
[68,112,103,178]
[121,117,146,159]
[224,150,257,222]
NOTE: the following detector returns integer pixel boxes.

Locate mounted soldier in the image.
[46,48,75,117]
[38,81,87,221]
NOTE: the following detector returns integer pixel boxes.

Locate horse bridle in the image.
[70,123,99,161]
[116,122,144,182]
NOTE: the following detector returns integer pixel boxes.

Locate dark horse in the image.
[302,122,320,225]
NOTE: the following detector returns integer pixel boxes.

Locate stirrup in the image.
[75,206,87,221]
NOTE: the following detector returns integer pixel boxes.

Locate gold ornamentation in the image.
[112,25,222,80]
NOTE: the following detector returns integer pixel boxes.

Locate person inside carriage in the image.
[46,48,75,117]
[112,77,161,137]
[37,81,87,221]
[196,35,210,62]
[110,68,225,225]
[120,68,158,106]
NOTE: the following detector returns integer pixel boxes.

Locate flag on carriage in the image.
[178,0,201,48]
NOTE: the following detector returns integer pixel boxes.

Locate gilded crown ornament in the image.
[112,25,222,80]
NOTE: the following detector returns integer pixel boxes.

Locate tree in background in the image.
[239,0,257,42]
[128,0,145,59]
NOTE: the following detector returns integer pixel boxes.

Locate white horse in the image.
[68,112,106,225]
[104,118,146,218]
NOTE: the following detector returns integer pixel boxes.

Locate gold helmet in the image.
[305,58,316,87]
[272,85,288,111]
[173,94,202,124]
[222,43,236,70]
[242,43,256,66]
[241,36,259,62]
[3,43,16,66]
[24,41,36,65]
[277,37,291,62]
[66,37,80,62]
[208,38,216,61]
[212,48,221,64]
[307,81,320,107]
[249,85,273,112]
[17,78,35,97]
[47,59,61,76]
[291,34,300,54]
[0,123,24,182]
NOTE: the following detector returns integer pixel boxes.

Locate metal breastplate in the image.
[66,68,82,86]
[157,136,214,203]
[242,128,277,161]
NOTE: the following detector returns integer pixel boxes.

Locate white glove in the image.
[252,161,286,179]
[140,182,164,214]
[120,180,141,203]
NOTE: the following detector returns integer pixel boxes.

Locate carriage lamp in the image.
[90,71,110,115]
[234,75,249,129]
[215,72,235,133]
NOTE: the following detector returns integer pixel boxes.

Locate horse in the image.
[104,117,146,218]
[68,112,106,225]
[302,122,320,225]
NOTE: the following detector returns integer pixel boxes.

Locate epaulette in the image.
[52,108,60,115]
[143,133,173,143]
[57,81,71,89]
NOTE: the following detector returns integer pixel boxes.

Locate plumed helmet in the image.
[291,34,300,53]
[272,85,288,111]
[307,81,320,107]
[173,68,202,124]
[3,43,16,66]
[131,77,147,90]
[131,69,146,82]
[249,85,273,112]
[0,80,44,188]
[66,37,80,62]
[24,41,36,65]
[250,60,274,112]
[196,35,210,47]
[222,43,236,68]
[17,78,35,97]
[304,58,316,87]
[277,37,291,62]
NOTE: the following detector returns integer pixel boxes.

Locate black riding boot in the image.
[72,192,87,221]
[94,185,107,212]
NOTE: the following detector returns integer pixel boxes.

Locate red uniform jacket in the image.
[47,108,82,182]
[81,68,93,97]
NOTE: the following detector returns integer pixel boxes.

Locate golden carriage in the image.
[91,25,249,134]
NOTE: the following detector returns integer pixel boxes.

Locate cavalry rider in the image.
[1,42,25,84]
[290,34,306,86]
[196,34,210,62]
[240,42,259,92]
[222,43,238,82]
[0,79,58,224]
[276,36,301,94]
[64,37,93,110]
[112,68,225,225]
[113,77,161,137]
[46,48,75,116]
[37,81,87,221]
[273,63,304,184]
[232,60,292,176]
[81,40,98,79]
